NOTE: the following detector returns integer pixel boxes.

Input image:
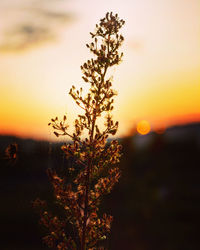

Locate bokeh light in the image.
[137,120,151,135]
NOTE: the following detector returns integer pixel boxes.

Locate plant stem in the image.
[81,38,110,250]
[81,114,96,250]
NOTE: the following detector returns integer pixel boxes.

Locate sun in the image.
[137,120,151,135]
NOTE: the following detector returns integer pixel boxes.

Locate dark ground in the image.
[0,122,199,250]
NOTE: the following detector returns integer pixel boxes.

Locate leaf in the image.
[54,132,59,137]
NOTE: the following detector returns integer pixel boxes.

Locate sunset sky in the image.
[0,0,199,140]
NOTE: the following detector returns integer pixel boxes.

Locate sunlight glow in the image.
[0,0,199,140]
[137,120,151,135]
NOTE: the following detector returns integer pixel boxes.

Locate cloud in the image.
[34,8,73,23]
[0,0,74,53]
[0,24,54,52]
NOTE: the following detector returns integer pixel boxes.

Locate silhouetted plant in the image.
[34,12,125,250]
[3,143,18,165]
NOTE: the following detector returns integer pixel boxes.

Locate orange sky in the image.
[0,0,200,140]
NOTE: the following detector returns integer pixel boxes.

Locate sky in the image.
[0,0,199,140]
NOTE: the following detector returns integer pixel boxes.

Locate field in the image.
[0,122,199,250]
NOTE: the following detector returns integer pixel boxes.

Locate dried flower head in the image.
[34,12,125,250]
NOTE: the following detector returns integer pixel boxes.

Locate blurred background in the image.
[0,0,199,249]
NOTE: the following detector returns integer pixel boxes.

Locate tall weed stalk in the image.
[34,12,125,250]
